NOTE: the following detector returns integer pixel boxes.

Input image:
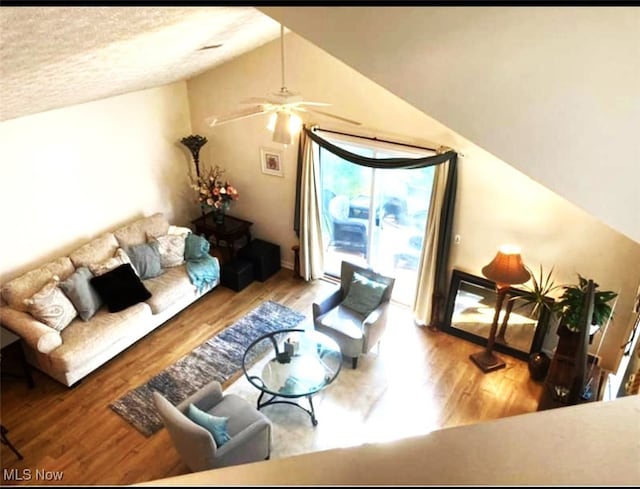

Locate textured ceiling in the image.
[0,6,281,122]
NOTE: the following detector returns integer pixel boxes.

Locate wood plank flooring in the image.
[0,269,542,485]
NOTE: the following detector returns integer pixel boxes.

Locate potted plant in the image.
[516,265,563,319]
[557,274,618,335]
[515,265,563,380]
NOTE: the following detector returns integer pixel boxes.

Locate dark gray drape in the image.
[294,126,458,327]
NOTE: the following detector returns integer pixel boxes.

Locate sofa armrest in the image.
[0,306,62,354]
[177,380,224,412]
[312,289,343,320]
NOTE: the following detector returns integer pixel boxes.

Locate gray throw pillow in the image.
[341,271,389,316]
[59,267,103,321]
[125,241,162,280]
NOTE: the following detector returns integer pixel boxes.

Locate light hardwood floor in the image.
[0,269,542,485]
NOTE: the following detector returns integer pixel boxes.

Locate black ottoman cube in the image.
[238,239,281,281]
[221,258,254,292]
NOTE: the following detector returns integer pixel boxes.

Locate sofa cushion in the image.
[90,264,152,313]
[69,233,119,269]
[2,257,75,312]
[184,233,210,261]
[125,241,163,279]
[24,277,78,332]
[114,213,170,248]
[142,265,197,314]
[49,302,151,372]
[148,234,186,269]
[88,248,132,277]
[58,267,103,321]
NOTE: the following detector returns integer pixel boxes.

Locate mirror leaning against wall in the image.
[442,269,552,361]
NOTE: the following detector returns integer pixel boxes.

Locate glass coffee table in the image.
[242,328,342,426]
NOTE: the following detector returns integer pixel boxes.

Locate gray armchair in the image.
[313,261,395,369]
[153,380,271,472]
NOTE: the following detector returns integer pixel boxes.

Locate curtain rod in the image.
[314,127,439,153]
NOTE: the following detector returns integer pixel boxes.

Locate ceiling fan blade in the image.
[206,106,270,127]
[297,101,332,107]
[240,96,272,105]
[304,108,362,126]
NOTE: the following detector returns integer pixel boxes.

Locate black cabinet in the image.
[238,239,281,282]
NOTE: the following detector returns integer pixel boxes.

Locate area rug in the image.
[223,333,431,461]
[110,300,305,437]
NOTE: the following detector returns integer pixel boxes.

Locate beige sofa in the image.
[0,213,219,387]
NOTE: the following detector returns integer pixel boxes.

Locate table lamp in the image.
[470,245,531,373]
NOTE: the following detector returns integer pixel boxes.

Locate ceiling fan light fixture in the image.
[272,111,293,145]
[271,110,302,145]
[288,112,302,134]
[266,112,277,132]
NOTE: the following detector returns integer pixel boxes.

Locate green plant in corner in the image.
[557,274,618,333]
[514,265,563,319]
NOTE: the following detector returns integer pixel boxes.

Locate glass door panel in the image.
[319,142,435,306]
[319,143,372,277]
[372,165,434,305]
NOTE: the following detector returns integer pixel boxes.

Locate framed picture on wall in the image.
[260,147,284,177]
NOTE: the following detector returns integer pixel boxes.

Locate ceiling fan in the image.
[205,24,361,141]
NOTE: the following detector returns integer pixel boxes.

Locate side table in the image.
[191,212,253,263]
[1,325,35,388]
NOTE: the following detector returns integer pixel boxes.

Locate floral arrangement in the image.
[190,165,239,211]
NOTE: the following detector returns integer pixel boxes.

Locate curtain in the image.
[413,163,447,325]
[297,127,325,280]
[294,126,457,327]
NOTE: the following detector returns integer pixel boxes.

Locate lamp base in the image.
[470,350,506,373]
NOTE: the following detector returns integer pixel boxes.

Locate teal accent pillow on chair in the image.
[186,403,231,447]
[341,271,388,315]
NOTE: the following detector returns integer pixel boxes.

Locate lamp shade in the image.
[272,111,293,145]
[481,245,530,286]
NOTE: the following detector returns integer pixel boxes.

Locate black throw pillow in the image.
[90,263,152,313]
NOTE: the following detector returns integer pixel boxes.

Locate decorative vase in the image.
[528,351,551,381]
[214,207,225,225]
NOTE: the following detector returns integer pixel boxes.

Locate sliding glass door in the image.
[319,137,435,306]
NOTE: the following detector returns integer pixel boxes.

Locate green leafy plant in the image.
[514,265,563,319]
[557,274,618,333]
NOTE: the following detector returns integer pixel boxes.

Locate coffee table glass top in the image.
[242,328,342,399]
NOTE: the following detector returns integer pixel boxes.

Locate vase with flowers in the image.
[190,165,239,224]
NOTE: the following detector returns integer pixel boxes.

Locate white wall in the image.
[261,6,640,245]
[0,82,195,284]
[187,32,640,372]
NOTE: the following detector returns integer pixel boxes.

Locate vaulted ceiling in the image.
[262,7,640,244]
[1,6,638,243]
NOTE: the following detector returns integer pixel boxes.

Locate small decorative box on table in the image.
[238,239,281,282]
[221,258,254,292]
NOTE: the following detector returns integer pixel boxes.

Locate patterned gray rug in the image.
[110,300,305,437]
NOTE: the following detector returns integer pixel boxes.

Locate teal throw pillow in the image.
[125,241,162,280]
[186,403,231,447]
[184,234,210,261]
[59,266,103,321]
[341,271,388,316]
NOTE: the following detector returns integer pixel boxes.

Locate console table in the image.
[191,212,253,262]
